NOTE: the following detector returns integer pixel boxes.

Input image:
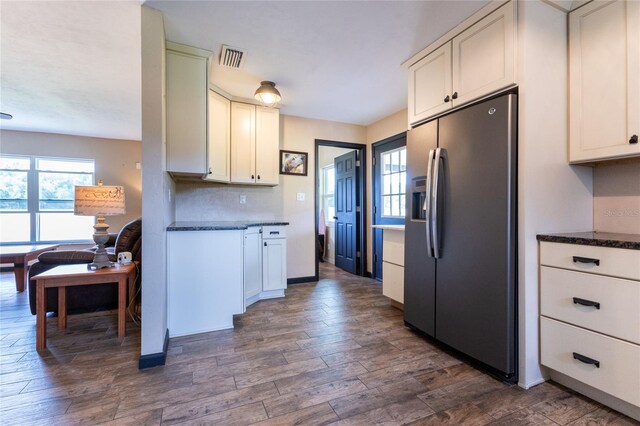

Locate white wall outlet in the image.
[296,192,305,201]
[135,162,141,170]
[239,195,246,204]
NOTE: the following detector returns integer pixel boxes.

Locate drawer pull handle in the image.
[573,352,600,368]
[572,256,600,266]
[270,231,279,235]
[573,297,600,309]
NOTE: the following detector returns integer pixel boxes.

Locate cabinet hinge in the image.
[372,157,376,166]
[373,206,377,214]
[356,160,360,167]
[356,251,361,258]
[356,206,361,212]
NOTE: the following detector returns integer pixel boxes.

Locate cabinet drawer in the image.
[382,262,404,304]
[541,317,640,406]
[382,230,405,267]
[541,267,640,344]
[540,242,640,280]
[262,226,286,239]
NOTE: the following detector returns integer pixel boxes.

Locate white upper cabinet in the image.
[231,102,280,185]
[408,42,453,124]
[408,1,516,126]
[255,106,280,185]
[452,1,515,107]
[231,102,257,184]
[205,90,231,182]
[166,46,209,174]
[569,0,640,163]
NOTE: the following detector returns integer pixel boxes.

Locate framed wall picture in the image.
[280,150,308,176]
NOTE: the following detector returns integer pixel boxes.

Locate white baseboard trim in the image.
[245,289,285,308]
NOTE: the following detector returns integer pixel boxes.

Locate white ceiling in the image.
[0,1,141,140]
[0,1,491,141]
[148,0,490,126]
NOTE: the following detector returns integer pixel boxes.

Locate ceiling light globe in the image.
[254,81,281,106]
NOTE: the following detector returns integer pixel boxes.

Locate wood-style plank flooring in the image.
[0,264,637,425]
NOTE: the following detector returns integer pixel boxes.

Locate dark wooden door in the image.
[334,150,358,274]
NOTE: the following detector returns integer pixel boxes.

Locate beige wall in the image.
[593,159,640,234]
[364,108,408,273]
[0,129,141,232]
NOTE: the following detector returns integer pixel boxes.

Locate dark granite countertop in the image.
[167,221,289,231]
[537,232,640,250]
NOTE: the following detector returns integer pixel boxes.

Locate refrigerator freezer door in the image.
[404,120,438,337]
[435,93,517,378]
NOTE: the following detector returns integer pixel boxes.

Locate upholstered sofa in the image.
[28,218,141,315]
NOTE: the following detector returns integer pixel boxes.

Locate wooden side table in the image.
[0,244,60,292]
[32,263,137,351]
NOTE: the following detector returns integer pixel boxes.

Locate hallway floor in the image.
[0,265,636,425]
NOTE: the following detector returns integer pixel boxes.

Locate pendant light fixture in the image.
[254,81,281,107]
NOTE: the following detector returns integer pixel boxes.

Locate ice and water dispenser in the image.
[411,176,427,221]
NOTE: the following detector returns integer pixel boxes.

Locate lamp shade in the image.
[74,183,125,216]
[254,81,281,106]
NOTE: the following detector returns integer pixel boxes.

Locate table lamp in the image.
[74,180,126,270]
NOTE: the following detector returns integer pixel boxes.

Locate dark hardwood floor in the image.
[0,264,636,425]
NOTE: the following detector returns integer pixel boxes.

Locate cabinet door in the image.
[255,106,280,185]
[166,50,208,174]
[205,90,231,182]
[569,0,640,163]
[408,42,452,125]
[168,230,244,337]
[231,102,256,183]
[262,238,287,291]
[452,1,515,107]
[244,229,262,300]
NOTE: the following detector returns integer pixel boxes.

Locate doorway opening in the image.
[314,140,367,280]
[371,132,407,281]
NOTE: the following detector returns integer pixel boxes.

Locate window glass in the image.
[0,213,30,243]
[322,165,336,222]
[38,213,94,241]
[0,155,95,244]
[380,147,407,218]
[0,170,28,210]
[39,172,93,210]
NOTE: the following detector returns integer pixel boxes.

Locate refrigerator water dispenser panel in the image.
[411,176,427,221]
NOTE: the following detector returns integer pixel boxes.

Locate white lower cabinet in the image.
[263,237,286,291]
[244,228,262,300]
[244,226,287,307]
[541,317,640,407]
[167,230,244,337]
[539,241,640,417]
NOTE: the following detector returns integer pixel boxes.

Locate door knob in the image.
[208,168,212,174]
[251,174,255,179]
[444,95,450,103]
[257,175,261,180]
[452,91,458,100]
[630,134,638,144]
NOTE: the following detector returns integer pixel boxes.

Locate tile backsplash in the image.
[175,182,283,222]
[593,159,640,234]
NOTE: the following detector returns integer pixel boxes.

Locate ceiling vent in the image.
[219,45,246,69]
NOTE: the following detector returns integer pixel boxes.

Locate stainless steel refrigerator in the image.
[404,92,517,381]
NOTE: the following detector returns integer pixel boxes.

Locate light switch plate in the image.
[239,195,246,204]
[296,192,305,201]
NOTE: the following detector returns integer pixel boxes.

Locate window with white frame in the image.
[0,155,96,244]
[381,147,407,218]
[321,164,335,222]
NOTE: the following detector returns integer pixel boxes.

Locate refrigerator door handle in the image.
[425,149,435,257]
[432,148,447,259]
